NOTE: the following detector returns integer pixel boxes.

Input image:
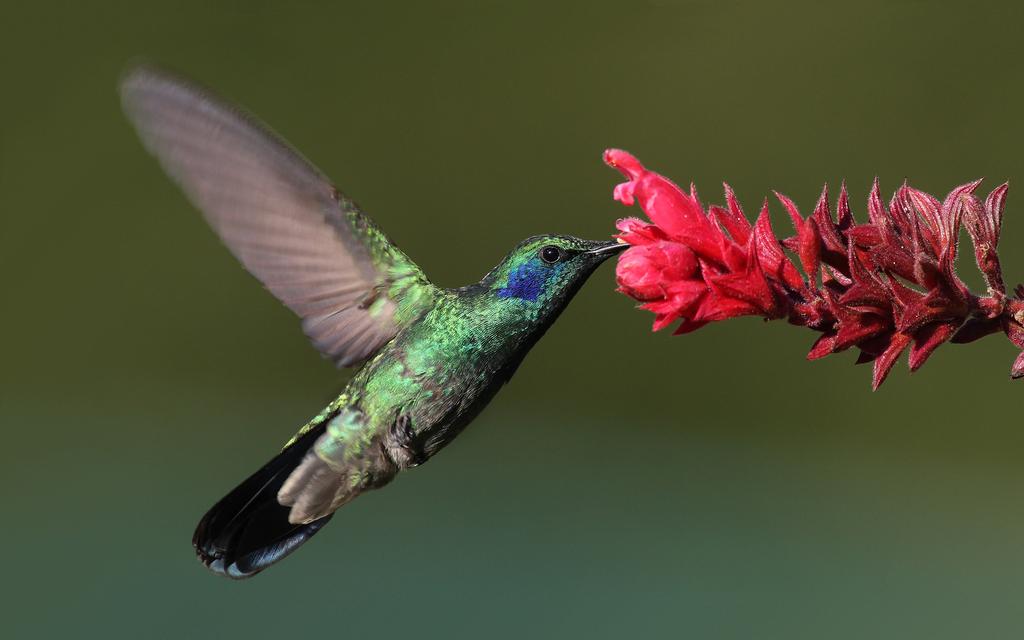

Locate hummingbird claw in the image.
[387,414,425,468]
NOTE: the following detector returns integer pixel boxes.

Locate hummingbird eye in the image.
[540,245,562,264]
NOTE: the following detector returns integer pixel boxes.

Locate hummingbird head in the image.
[481,235,626,324]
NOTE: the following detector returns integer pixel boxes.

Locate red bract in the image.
[605,148,1024,389]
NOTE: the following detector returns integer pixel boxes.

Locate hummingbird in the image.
[120,66,625,579]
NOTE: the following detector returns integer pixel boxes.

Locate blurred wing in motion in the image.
[120,65,434,366]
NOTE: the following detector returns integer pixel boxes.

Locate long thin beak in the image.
[587,240,629,257]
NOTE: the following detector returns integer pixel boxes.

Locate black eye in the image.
[540,245,562,264]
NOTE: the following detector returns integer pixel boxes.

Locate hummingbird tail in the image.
[192,421,333,579]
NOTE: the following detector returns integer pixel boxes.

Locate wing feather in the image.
[120,66,433,366]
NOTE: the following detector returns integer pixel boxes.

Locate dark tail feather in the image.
[193,421,333,579]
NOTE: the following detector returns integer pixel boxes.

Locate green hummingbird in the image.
[120,66,625,579]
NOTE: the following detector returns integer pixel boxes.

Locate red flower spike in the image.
[833,308,889,352]
[886,277,925,313]
[824,264,853,287]
[840,244,890,310]
[1004,319,1024,349]
[857,332,896,359]
[752,204,804,290]
[707,235,779,317]
[966,182,1009,294]
[605,148,1024,387]
[775,192,822,282]
[938,180,983,263]
[692,293,759,323]
[873,333,912,390]
[896,288,962,334]
[812,184,848,272]
[908,322,957,372]
[836,182,853,229]
[984,184,1009,246]
[886,182,914,235]
[711,193,753,247]
[615,217,665,244]
[799,218,822,286]
[1012,352,1024,379]
[605,149,724,264]
[776,191,804,230]
[722,183,752,244]
[848,224,884,249]
[615,241,699,301]
[867,179,887,227]
[807,332,837,360]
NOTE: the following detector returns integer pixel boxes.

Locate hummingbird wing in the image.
[120,66,434,366]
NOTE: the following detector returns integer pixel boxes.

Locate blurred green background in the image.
[3,1,1024,638]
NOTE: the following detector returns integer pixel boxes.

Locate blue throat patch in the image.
[497,261,549,302]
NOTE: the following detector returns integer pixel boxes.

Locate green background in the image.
[3,1,1024,638]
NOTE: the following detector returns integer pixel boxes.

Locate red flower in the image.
[605,148,1024,389]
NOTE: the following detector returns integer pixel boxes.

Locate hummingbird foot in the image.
[385,414,425,468]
